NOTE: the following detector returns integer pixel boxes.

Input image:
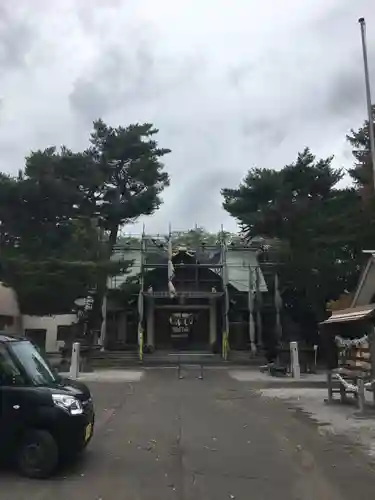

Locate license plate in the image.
[85,423,92,442]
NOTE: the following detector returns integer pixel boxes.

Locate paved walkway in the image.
[62,367,326,386]
[229,369,326,386]
[60,369,144,382]
[1,369,374,499]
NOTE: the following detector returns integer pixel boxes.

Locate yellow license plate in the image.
[85,423,92,442]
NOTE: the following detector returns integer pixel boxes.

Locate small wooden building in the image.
[320,304,375,406]
[351,251,375,307]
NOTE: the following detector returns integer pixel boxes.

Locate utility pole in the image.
[359,17,375,192]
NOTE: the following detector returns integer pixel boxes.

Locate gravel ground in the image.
[258,386,375,457]
[1,368,375,499]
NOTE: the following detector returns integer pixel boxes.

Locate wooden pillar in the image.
[209,299,217,348]
[358,378,365,414]
[327,371,334,403]
[147,298,155,348]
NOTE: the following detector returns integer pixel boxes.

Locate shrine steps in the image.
[90,349,265,368]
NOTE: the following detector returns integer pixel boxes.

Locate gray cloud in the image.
[69,78,113,125]
[327,65,365,116]
[0,3,36,69]
[0,0,374,235]
[69,41,207,126]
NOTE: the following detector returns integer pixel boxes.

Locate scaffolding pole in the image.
[274,273,283,343]
[168,223,177,298]
[221,226,230,360]
[98,226,108,350]
[137,226,145,362]
[255,266,263,348]
[248,266,257,355]
[98,294,107,351]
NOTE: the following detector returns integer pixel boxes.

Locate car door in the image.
[0,345,28,457]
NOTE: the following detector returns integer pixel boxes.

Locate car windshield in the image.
[10,340,58,386]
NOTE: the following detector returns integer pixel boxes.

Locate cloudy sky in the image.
[1,0,375,234]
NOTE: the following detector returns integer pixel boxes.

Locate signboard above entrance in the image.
[169,312,195,335]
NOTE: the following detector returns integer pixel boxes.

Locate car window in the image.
[10,341,57,386]
[0,345,25,386]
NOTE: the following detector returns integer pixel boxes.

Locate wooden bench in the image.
[327,337,374,411]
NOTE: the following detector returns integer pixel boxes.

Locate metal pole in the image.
[168,223,177,298]
[221,225,230,360]
[98,225,108,351]
[359,17,375,192]
[248,266,256,354]
[255,266,262,348]
[99,294,107,350]
[274,273,283,342]
[138,225,145,361]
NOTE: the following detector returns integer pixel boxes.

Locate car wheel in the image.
[17,429,59,479]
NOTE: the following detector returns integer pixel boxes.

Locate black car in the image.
[0,334,95,478]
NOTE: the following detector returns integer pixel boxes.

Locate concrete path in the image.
[1,368,374,499]
[63,367,326,386]
[60,369,144,382]
[229,369,326,386]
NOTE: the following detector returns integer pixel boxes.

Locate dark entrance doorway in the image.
[154,308,209,350]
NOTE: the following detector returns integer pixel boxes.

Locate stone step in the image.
[91,351,139,368]
[92,358,142,368]
[92,351,138,359]
[91,350,265,368]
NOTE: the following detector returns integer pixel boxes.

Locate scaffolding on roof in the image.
[108,226,281,359]
[110,229,268,293]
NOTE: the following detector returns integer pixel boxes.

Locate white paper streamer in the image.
[335,335,368,348]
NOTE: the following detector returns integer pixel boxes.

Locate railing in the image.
[143,290,224,298]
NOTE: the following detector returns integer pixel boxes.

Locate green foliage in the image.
[222,147,374,320]
[117,228,236,250]
[347,104,375,190]
[0,119,170,315]
[172,228,228,248]
[0,257,127,315]
[109,274,141,307]
[89,120,170,249]
[223,148,342,241]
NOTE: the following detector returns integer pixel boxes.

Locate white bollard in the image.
[70,342,80,379]
[290,341,300,379]
[313,344,318,369]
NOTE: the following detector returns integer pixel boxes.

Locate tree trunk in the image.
[108,224,119,255]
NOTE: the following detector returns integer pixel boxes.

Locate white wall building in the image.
[0,282,22,335]
[22,314,77,353]
[0,282,78,352]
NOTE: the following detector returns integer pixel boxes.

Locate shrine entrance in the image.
[154,305,212,351]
